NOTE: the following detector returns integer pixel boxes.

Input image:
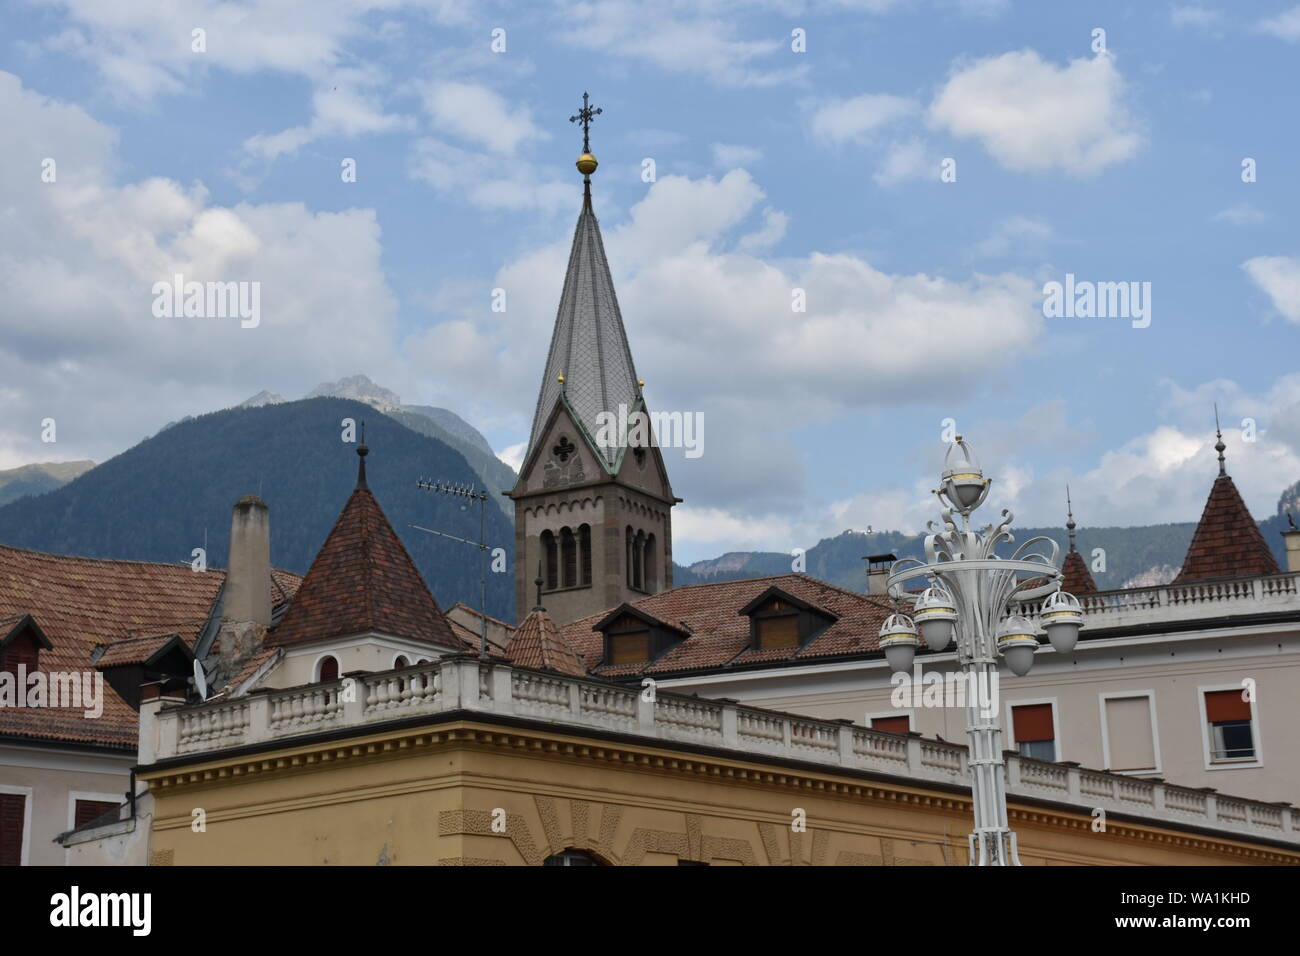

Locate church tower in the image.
[508,94,678,625]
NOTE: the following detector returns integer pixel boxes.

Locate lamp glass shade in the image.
[919,618,953,652]
[883,643,916,674]
[1003,644,1034,677]
[1045,621,1080,654]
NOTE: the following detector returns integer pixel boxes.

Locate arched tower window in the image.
[560,527,577,588]
[579,524,592,586]
[644,533,657,592]
[542,530,558,591]
[626,527,634,588]
[633,530,645,590]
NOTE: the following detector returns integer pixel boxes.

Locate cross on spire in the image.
[570,92,601,154]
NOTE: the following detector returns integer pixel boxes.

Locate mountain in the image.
[293,375,516,514]
[0,460,96,506]
[674,522,1205,595]
[238,390,286,408]
[0,398,515,620]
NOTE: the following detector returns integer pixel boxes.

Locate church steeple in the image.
[509,96,677,626]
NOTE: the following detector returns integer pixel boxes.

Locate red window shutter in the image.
[74,800,119,829]
[0,792,24,866]
[1012,704,1054,743]
[319,657,339,682]
[872,716,910,734]
[1,632,39,678]
[1205,690,1251,723]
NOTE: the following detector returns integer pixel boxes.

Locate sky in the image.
[2,0,1300,564]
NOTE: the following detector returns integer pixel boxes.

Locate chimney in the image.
[224,495,271,627]
[865,553,897,596]
[1282,521,1300,574]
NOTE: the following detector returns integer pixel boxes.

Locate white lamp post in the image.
[882,436,1084,866]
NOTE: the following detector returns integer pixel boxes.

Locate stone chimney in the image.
[1282,521,1300,573]
[224,495,271,627]
[866,553,897,596]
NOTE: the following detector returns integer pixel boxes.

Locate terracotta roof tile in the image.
[558,574,897,679]
[267,486,466,651]
[1174,475,1280,583]
[1061,550,1098,595]
[0,543,299,749]
[506,608,586,676]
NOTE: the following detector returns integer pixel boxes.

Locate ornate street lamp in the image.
[881,436,1084,866]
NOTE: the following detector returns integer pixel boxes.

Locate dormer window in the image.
[595,605,688,667]
[739,588,837,652]
[0,615,52,678]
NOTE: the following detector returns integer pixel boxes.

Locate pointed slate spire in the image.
[268,442,464,650]
[1061,486,1097,594]
[527,96,641,471]
[1173,418,1281,583]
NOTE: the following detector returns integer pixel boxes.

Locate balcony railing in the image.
[140,655,1299,848]
[1020,570,1300,631]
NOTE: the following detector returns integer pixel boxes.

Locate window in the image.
[625,527,634,588]
[579,524,592,586]
[632,531,645,590]
[561,527,577,588]
[609,630,651,665]
[0,791,25,866]
[643,533,657,591]
[74,799,120,829]
[755,614,800,649]
[1204,690,1255,763]
[1011,703,1056,761]
[393,656,409,670]
[544,849,603,866]
[542,531,558,591]
[317,656,339,682]
[871,715,911,734]
[0,631,39,678]
[1102,694,1158,772]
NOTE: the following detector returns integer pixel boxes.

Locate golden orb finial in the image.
[637,379,645,387]
[576,152,598,176]
[557,374,565,384]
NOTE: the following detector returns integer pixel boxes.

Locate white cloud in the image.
[1258,5,1300,41]
[1171,4,1221,28]
[929,50,1143,176]
[1213,203,1267,225]
[810,93,917,146]
[561,0,805,87]
[873,138,929,185]
[712,143,763,168]
[407,138,572,213]
[421,82,545,154]
[1243,256,1300,324]
[973,215,1053,259]
[0,71,399,466]
[497,441,527,471]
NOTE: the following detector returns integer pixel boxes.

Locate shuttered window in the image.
[1104,696,1157,771]
[755,614,800,649]
[1205,690,1255,762]
[609,631,650,665]
[872,715,910,734]
[318,656,339,682]
[1012,703,1056,761]
[0,632,38,678]
[74,800,120,829]
[0,793,24,866]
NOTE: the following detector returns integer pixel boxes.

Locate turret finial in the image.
[356,420,369,489]
[533,561,545,612]
[570,92,602,208]
[1214,404,1227,477]
[1066,484,1077,553]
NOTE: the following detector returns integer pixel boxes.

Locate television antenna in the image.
[413,478,494,660]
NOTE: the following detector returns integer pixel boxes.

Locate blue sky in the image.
[3,0,1300,563]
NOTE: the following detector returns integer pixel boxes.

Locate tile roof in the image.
[506,608,586,676]
[93,632,189,669]
[267,484,466,652]
[558,573,897,679]
[1061,550,1098,595]
[1174,475,1281,583]
[448,618,510,660]
[0,543,299,749]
